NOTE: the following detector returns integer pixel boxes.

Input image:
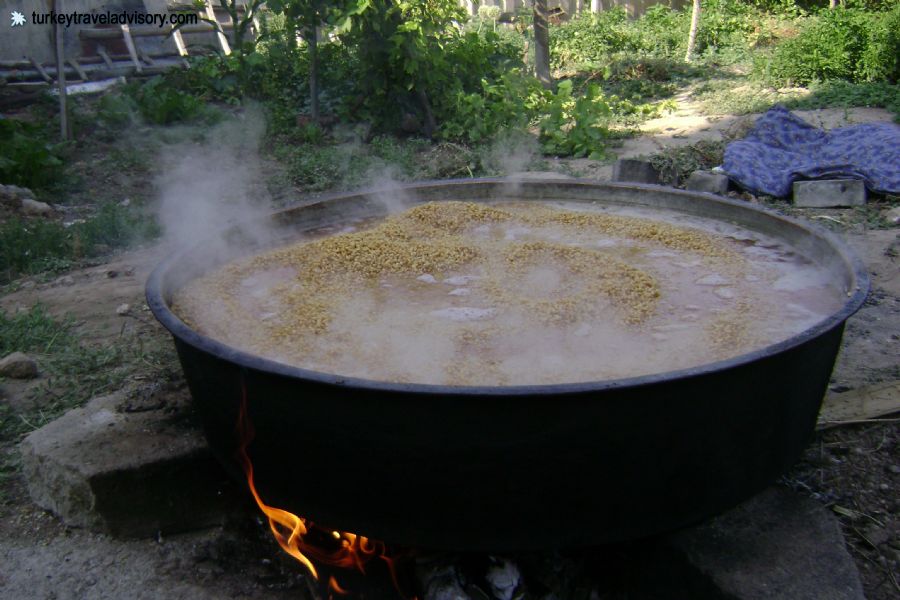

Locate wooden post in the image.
[204,0,231,55]
[67,58,88,81]
[29,57,52,83]
[172,29,189,57]
[120,24,143,73]
[96,45,115,69]
[52,1,68,140]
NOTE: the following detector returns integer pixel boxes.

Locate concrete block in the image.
[612,159,660,184]
[686,170,730,195]
[20,387,240,537]
[793,179,866,208]
[665,487,865,600]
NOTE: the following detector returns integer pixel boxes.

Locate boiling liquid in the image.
[173,201,846,386]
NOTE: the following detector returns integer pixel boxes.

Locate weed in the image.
[785,80,900,119]
[0,203,158,283]
[0,305,74,356]
[0,307,179,449]
[648,140,727,186]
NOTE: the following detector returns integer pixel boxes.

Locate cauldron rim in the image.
[146,178,870,396]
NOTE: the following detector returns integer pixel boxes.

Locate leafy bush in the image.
[856,3,900,82]
[695,0,756,54]
[550,9,636,70]
[124,77,214,125]
[96,93,138,128]
[0,118,66,190]
[540,80,614,159]
[439,71,546,144]
[764,5,900,84]
[165,54,245,104]
[634,5,687,58]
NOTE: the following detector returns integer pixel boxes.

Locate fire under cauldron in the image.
[146,179,868,552]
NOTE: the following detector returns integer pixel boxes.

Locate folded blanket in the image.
[723,106,900,197]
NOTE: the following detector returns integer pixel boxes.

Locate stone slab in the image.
[20,386,240,537]
[665,487,866,600]
[793,180,866,208]
[612,159,660,184]
[686,170,730,195]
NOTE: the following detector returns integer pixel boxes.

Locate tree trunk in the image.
[417,89,437,139]
[591,0,601,14]
[685,0,701,63]
[533,0,552,89]
[829,0,837,8]
[309,28,319,121]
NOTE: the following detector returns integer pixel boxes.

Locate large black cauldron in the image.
[147,180,868,551]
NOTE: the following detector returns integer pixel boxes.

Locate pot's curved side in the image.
[147,179,868,551]
[173,322,844,551]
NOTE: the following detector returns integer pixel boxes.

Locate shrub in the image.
[125,77,211,125]
[0,118,66,191]
[550,9,635,70]
[540,80,616,159]
[764,6,900,85]
[439,71,546,144]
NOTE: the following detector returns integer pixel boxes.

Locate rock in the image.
[0,352,38,379]
[612,159,660,184]
[55,275,75,286]
[686,170,730,195]
[0,183,36,207]
[115,303,131,316]
[20,389,239,537]
[883,206,900,225]
[664,487,866,600]
[485,559,520,600]
[20,198,54,216]
[418,563,471,600]
[793,179,866,208]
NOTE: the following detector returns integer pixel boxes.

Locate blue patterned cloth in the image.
[723,106,900,197]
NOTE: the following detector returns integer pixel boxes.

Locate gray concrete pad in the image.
[686,170,730,195]
[612,159,660,184]
[20,386,240,537]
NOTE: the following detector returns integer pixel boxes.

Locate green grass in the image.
[0,306,178,505]
[693,77,900,119]
[0,203,159,284]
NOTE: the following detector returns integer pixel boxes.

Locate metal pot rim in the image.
[146,178,870,397]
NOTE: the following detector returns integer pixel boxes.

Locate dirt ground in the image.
[1,107,898,599]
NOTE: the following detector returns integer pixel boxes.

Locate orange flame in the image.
[235,380,409,596]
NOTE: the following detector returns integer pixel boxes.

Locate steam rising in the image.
[156,107,272,259]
